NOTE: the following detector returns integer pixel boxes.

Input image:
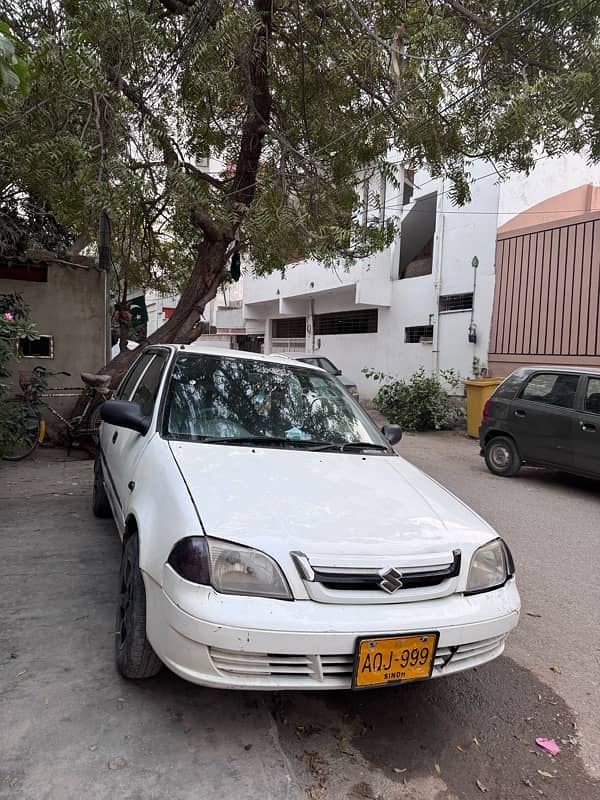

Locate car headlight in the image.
[466,538,514,595]
[167,536,292,600]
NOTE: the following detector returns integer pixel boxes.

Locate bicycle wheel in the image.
[0,399,45,461]
[89,404,103,445]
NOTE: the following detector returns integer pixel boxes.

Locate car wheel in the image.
[115,535,162,679]
[484,436,521,477]
[92,455,112,518]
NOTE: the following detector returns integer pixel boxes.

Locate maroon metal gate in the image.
[489,212,600,375]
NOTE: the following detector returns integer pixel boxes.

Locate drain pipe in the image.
[431,182,446,375]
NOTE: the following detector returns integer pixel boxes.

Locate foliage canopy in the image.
[1,1,599,296]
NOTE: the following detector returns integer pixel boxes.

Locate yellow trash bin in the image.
[463,378,503,438]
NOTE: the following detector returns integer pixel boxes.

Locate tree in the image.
[2,1,600,380]
[0,20,29,107]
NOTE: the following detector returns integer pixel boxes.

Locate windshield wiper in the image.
[195,436,292,447]
[194,436,327,448]
[308,441,389,453]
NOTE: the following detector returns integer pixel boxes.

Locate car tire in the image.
[115,535,163,680]
[92,455,112,518]
[484,436,521,477]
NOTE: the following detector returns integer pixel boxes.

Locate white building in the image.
[243,153,600,400]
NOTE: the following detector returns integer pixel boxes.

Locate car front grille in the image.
[434,634,507,673]
[209,648,354,686]
[209,634,507,686]
[293,550,462,604]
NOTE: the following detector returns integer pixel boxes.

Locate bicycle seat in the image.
[81,372,111,388]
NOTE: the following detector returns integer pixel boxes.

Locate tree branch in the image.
[104,66,226,189]
[190,204,222,240]
[158,0,196,15]
[227,0,274,215]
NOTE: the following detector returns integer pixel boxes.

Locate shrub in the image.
[363,366,460,431]
[0,293,38,456]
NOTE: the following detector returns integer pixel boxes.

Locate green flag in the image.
[128,295,148,328]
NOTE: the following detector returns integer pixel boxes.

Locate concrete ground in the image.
[1,438,599,800]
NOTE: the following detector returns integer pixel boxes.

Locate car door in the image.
[103,350,170,529]
[508,371,580,468]
[572,375,600,477]
[100,351,155,519]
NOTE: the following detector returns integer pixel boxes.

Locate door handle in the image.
[112,431,119,444]
[580,422,596,432]
[514,410,526,418]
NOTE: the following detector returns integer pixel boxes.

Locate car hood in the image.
[168,442,497,564]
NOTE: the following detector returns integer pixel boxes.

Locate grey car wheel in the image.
[484,436,521,477]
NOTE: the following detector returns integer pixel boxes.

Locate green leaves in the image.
[366,366,461,431]
[0,22,29,105]
[2,0,600,292]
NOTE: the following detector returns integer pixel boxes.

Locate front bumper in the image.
[144,567,520,690]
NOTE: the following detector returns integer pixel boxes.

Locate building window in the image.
[19,335,54,358]
[439,293,473,313]
[314,309,378,336]
[403,168,415,206]
[399,192,437,279]
[0,261,48,282]
[272,317,306,338]
[405,325,433,344]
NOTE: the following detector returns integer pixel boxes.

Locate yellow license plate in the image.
[353,633,438,689]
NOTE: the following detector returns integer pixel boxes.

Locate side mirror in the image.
[100,399,151,435]
[334,369,342,376]
[382,424,403,446]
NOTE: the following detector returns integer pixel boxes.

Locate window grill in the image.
[272,317,306,338]
[405,325,433,344]
[439,293,473,312]
[314,309,378,336]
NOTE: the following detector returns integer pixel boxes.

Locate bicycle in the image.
[0,366,112,461]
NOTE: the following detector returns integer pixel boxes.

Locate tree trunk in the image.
[100,235,230,384]
[118,277,130,354]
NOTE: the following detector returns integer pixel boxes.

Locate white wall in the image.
[498,152,600,228]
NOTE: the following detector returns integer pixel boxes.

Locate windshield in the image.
[164,353,386,448]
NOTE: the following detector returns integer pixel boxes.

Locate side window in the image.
[493,371,527,400]
[584,377,600,415]
[115,353,153,400]
[131,354,167,417]
[318,358,337,374]
[521,373,579,409]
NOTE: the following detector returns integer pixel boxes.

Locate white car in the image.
[96,344,520,690]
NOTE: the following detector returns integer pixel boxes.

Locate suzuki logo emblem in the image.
[378,567,404,593]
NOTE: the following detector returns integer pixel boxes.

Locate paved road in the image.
[398,431,600,779]
[1,441,598,800]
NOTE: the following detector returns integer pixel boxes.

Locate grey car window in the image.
[584,378,600,415]
[130,354,167,417]
[317,358,338,374]
[521,373,579,409]
[115,353,154,400]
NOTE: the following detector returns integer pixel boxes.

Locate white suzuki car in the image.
[96,344,519,690]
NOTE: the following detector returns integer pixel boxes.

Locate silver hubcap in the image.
[490,444,511,469]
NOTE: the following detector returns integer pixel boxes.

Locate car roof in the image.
[277,353,335,362]
[510,365,600,378]
[159,343,324,371]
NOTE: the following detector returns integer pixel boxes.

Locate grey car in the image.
[479,366,600,479]
[279,353,359,400]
